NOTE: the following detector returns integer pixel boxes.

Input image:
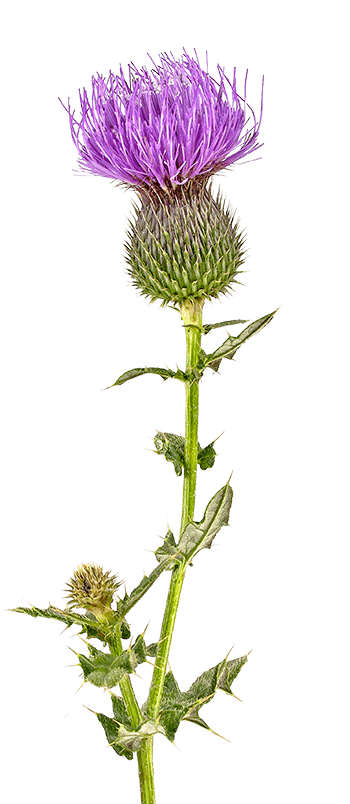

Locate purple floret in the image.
[62,50,263,191]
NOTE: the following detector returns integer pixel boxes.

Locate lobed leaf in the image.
[178,482,233,561]
[77,634,154,689]
[204,311,277,371]
[154,528,181,569]
[158,652,248,742]
[154,431,216,476]
[11,605,107,641]
[96,698,165,757]
[78,643,134,688]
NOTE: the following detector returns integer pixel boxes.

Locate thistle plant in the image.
[12,51,276,803]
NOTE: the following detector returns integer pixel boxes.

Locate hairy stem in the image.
[145,298,204,745]
[109,625,142,727]
[109,627,155,804]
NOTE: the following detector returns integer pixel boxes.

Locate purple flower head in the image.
[63,51,263,192]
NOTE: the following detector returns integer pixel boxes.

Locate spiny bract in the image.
[65,563,120,615]
[125,183,246,305]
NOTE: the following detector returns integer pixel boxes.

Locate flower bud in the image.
[65,563,120,620]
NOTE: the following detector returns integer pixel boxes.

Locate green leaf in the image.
[11,605,107,641]
[197,441,216,470]
[104,366,186,389]
[204,311,277,371]
[202,319,248,334]
[154,528,181,569]
[158,653,248,742]
[154,432,217,476]
[217,656,249,694]
[157,672,183,741]
[66,621,158,689]
[117,556,175,619]
[116,721,166,752]
[154,432,184,476]
[95,711,133,760]
[178,482,233,562]
[78,644,133,688]
[182,703,211,732]
[111,693,132,725]
[120,618,131,640]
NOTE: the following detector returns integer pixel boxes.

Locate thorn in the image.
[224,645,235,661]
[75,681,86,694]
[208,727,231,743]
[213,431,224,443]
[231,693,244,703]
[141,622,150,637]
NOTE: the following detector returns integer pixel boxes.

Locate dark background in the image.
[1,2,349,802]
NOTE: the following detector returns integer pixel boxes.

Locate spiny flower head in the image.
[125,182,245,305]
[65,563,120,618]
[63,50,263,192]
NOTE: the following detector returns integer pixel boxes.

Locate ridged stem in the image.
[143,299,204,795]
[109,627,155,804]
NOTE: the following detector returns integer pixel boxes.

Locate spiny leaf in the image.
[117,721,166,752]
[158,653,248,742]
[154,432,184,476]
[77,634,154,689]
[154,529,181,569]
[204,311,277,371]
[197,441,216,470]
[111,694,132,725]
[104,366,186,389]
[202,319,248,334]
[183,704,231,743]
[95,712,133,760]
[154,431,217,476]
[11,605,107,641]
[110,550,179,623]
[217,656,248,694]
[96,697,165,757]
[78,644,134,688]
[178,482,233,561]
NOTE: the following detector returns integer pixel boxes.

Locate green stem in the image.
[109,626,155,804]
[137,740,155,804]
[146,298,204,724]
[109,625,142,728]
[180,298,204,531]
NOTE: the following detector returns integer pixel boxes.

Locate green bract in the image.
[125,184,245,305]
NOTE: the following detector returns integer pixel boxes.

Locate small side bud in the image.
[65,563,121,621]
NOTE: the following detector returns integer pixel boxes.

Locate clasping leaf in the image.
[203,311,277,371]
[154,431,217,476]
[95,696,165,758]
[178,481,233,562]
[158,652,248,742]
